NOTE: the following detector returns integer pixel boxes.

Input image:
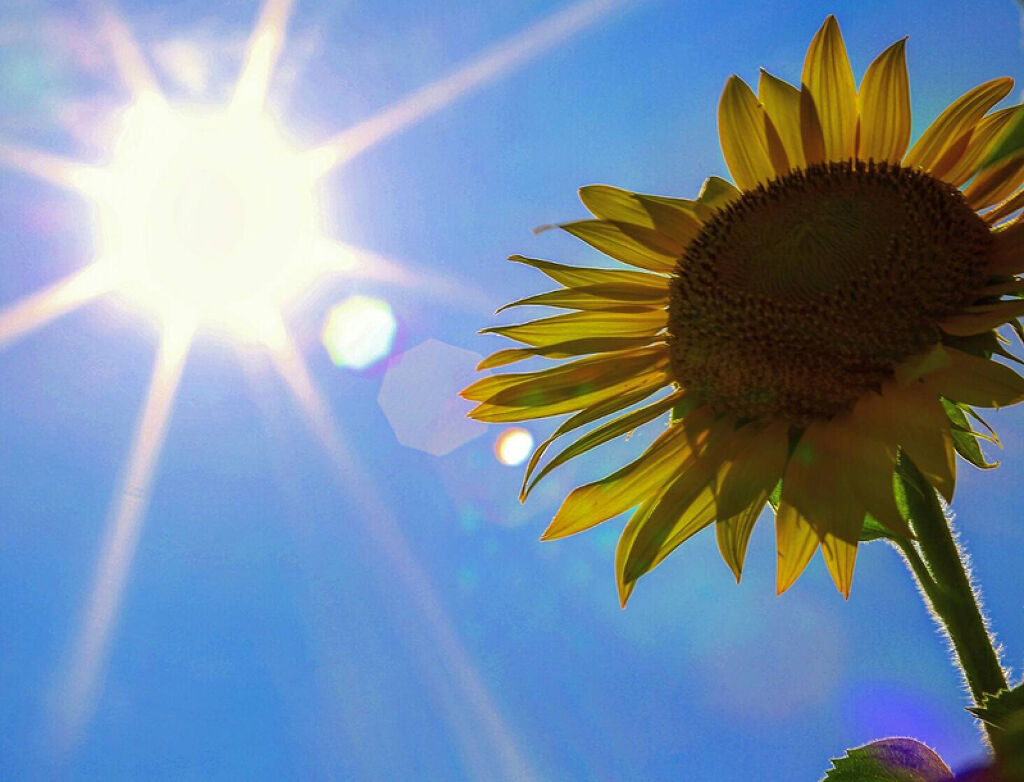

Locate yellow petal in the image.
[857,38,911,163]
[578,185,704,247]
[984,186,1024,225]
[820,533,858,599]
[775,501,819,594]
[524,389,684,498]
[508,255,669,292]
[965,153,1024,211]
[759,69,805,171]
[989,218,1024,274]
[463,347,670,421]
[940,300,1024,337]
[618,465,720,590]
[715,499,767,583]
[520,383,667,499]
[944,106,1024,187]
[921,347,1024,408]
[718,75,778,190]
[477,335,663,370]
[561,220,681,273]
[781,422,868,597]
[799,86,827,166]
[496,284,668,314]
[801,15,857,161]
[713,420,790,519]
[481,308,665,347]
[853,383,955,502]
[542,408,716,539]
[904,77,1014,172]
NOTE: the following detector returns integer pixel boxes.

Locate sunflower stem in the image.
[895,456,1008,752]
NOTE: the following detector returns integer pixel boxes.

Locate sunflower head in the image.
[463,15,1024,603]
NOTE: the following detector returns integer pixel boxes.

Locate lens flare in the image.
[495,427,534,466]
[321,295,397,370]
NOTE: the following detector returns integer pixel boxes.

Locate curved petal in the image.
[713,420,790,519]
[940,300,1024,337]
[542,408,716,539]
[508,255,669,291]
[715,499,767,582]
[774,501,819,594]
[903,77,1014,172]
[984,186,1024,225]
[781,422,868,597]
[857,38,911,163]
[989,218,1024,274]
[560,220,681,273]
[759,69,805,171]
[944,106,1024,187]
[799,85,828,166]
[801,15,857,162]
[718,75,778,190]
[921,347,1024,408]
[480,308,666,347]
[578,185,704,246]
[965,153,1024,211]
[854,383,955,502]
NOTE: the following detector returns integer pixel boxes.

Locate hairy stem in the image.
[895,457,1008,752]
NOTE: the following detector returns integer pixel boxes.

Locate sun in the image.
[0,0,628,761]
[93,95,325,339]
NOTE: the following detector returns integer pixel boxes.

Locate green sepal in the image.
[860,513,910,543]
[822,738,953,781]
[980,109,1024,170]
[941,399,1000,469]
[968,683,1024,768]
[767,479,782,512]
[893,454,944,534]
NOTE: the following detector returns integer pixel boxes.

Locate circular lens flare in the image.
[321,295,397,370]
[495,427,533,466]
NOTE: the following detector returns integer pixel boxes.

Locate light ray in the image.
[0,266,114,352]
[309,238,499,315]
[307,0,635,175]
[0,141,107,196]
[268,333,536,781]
[231,0,298,116]
[96,4,163,100]
[54,321,194,749]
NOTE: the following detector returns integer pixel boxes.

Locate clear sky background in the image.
[1,1,1023,779]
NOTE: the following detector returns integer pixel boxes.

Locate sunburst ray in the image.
[0,266,114,352]
[0,141,107,196]
[55,320,194,748]
[267,332,536,781]
[96,4,163,100]
[307,0,635,175]
[231,0,298,116]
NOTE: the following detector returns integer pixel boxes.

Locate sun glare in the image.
[0,0,631,761]
[93,96,324,337]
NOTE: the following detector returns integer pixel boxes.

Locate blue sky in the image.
[1,0,1023,779]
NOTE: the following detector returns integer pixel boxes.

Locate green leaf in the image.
[822,738,953,781]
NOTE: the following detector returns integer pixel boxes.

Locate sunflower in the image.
[462,16,1024,604]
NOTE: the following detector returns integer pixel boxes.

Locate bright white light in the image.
[321,295,397,370]
[93,96,324,338]
[495,427,533,466]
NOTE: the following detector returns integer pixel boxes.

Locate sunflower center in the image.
[667,161,992,423]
